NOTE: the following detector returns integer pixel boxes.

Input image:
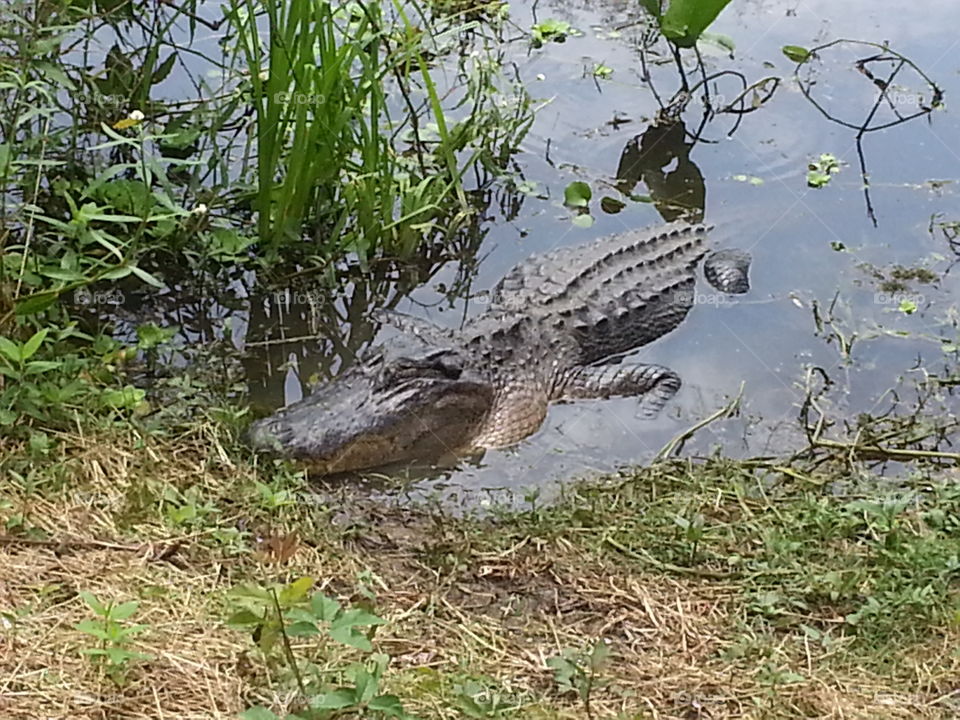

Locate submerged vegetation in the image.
[2,0,960,717]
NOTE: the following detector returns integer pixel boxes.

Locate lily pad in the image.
[564,181,592,208]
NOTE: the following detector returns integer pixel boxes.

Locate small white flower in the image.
[258,70,269,82]
[192,203,208,215]
[128,109,145,122]
[536,73,545,81]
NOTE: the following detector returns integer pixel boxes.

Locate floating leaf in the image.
[806,153,842,188]
[563,181,592,208]
[531,18,577,46]
[782,45,812,63]
[572,214,595,228]
[600,196,626,213]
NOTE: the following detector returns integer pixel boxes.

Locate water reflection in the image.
[794,38,944,225]
[243,181,525,410]
[616,117,706,223]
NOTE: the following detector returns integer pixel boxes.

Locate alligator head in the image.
[246,338,495,474]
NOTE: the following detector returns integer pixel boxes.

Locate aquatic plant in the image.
[0,0,531,432]
[640,0,735,48]
[227,0,531,258]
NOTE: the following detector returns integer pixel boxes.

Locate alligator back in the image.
[490,223,710,364]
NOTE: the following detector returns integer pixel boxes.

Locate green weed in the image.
[74,591,153,686]
[546,640,610,720]
[228,576,415,719]
[535,461,960,653]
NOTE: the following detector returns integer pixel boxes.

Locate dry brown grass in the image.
[1,429,958,719]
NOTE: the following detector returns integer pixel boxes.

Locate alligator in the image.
[247,222,751,473]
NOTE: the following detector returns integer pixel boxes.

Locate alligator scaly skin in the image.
[247,223,750,473]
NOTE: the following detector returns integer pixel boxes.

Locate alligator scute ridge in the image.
[247,222,751,473]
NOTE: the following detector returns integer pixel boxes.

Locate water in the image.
[298,0,960,498]
[81,0,960,498]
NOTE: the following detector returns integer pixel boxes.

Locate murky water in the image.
[274,0,959,498]
[257,0,960,498]
[89,0,960,498]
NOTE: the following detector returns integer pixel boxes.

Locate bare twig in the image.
[655,383,744,461]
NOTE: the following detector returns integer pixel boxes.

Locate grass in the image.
[0,0,532,337]
[222,0,530,258]
[0,0,531,440]
[2,420,958,719]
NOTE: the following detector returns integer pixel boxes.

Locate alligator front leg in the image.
[559,363,681,418]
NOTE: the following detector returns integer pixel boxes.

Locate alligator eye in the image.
[430,351,465,379]
[379,351,463,387]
